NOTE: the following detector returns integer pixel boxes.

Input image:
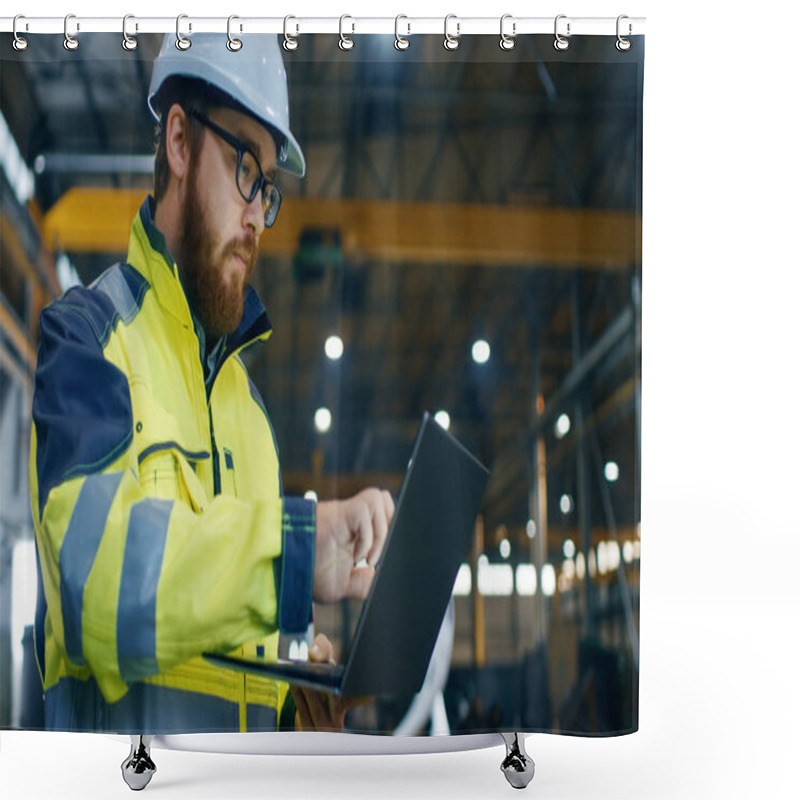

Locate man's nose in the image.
[243,193,265,237]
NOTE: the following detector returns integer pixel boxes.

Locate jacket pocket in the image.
[139,447,178,500]
[139,444,210,509]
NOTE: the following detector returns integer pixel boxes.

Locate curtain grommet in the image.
[500,14,516,51]
[175,14,191,51]
[13,15,29,51]
[283,16,299,51]
[339,15,355,51]
[395,15,410,51]
[64,14,79,51]
[227,15,243,51]
[444,14,460,51]
[616,15,632,51]
[122,14,138,51]
[554,14,570,51]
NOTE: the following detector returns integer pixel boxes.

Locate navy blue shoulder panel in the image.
[32,266,148,518]
[85,262,151,345]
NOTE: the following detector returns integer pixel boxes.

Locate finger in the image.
[310,633,335,665]
[383,489,395,521]
[351,498,374,565]
[368,490,393,566]
[347,564,376,600]
[366,496,388,568]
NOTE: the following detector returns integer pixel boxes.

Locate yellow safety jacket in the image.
[29,196,315,733]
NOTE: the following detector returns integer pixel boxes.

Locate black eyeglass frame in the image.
[188,109,282,229]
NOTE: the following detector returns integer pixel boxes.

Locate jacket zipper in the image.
[205,330,269,498]
[209,409,221,496]
[206,341,227,498]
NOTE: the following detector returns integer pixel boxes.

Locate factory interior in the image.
[0,31,642,735]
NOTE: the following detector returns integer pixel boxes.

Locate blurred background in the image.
[0,32,641,735]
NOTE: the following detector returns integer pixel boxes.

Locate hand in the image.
[313,488,394,603]
[291,634,369,731]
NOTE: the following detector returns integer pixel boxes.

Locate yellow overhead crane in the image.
[42,188,641,269]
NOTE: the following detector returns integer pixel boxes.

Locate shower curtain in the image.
[0,18,643,747]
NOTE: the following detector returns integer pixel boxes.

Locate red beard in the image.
[177,161,257,337]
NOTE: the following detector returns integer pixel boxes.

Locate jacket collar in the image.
[127,196,273,354]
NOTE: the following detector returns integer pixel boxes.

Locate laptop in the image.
[203,411,490,697]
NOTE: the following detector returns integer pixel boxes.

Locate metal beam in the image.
[482,304,635,516]
[44,188,642,268]
[548,375,637,471]
[536,304,635,434]
[572,274,595,639]
[0,339,31,390]
[285,83,640,119]
[417,40,473,202]
[0,299,36,372]
[36,153,154,174]
[1,181,61,299]
[590,427,639,672]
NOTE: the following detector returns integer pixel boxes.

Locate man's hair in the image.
[152,77,286,203]
[152,77,228,203]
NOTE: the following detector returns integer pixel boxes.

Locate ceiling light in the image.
[324,335,344,360]
[471,339,490,364]
[314,407,332,433]
[453,564,472,596]
[597,541,608,574]
[575,552,586,579]
[541,564,556,597]
[515,564,536,596]
[477,562,514,596]
[555,413,571,439]
[623,541,634,563]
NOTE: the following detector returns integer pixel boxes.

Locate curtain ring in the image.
[339,15,355,50]
[227,15,242,51]
[395,15,410,51]
[500,14,516,51]
[122,15,138,51]
[553,14,570,51]
[616,15,632,51]
[63,14,79,51]
[283,15,299,51]
[176,14,191,51]
[12,15,29,51]
[443,14,460,51]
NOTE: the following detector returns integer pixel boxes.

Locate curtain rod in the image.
[1,16,646,37]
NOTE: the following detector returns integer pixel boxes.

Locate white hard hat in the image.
[148,33,305,178]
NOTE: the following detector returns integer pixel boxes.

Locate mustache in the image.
[224,234,258,274]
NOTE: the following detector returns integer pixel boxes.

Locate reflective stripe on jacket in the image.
[29,196,314,732]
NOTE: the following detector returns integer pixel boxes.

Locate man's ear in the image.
[164,104,192,182]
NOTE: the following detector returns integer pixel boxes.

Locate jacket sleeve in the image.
[30,294,314,704]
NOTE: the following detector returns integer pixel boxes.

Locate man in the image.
[29,33,394,734]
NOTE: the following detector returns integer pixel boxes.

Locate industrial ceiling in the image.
[1,31,643,567]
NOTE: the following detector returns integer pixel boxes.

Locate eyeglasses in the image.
[188,110,282,229]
